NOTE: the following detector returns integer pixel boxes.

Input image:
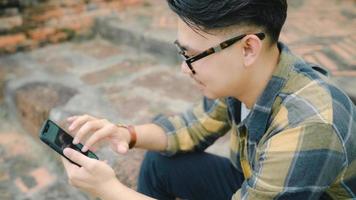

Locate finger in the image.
[63,148,93,169]
[73,120,103,144]
[68,115,94,132]
[89,146,97,152]
[67,116,79,123]
[68,115,92,132]
[82,126,113,152]
[117,141,129,154]
[84,143,99,152]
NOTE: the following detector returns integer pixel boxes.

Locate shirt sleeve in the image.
[232,122,345,200]
[152,97,232,156]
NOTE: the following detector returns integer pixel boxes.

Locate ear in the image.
[241,35,263,67]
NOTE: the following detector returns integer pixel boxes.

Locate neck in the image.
[237,44,280,109]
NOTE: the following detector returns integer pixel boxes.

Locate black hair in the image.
[166,0,288,43]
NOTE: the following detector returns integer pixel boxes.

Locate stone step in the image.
[95,16,179,65]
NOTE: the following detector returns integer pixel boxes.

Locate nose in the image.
[180,61,192,75]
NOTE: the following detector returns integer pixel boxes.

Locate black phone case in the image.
[39,119,99,167]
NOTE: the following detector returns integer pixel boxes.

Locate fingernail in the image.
[63,148,71,156]
[68,125,73,131]
[82,146,88,152]
[73,138,78,144]
[117,145,128,154]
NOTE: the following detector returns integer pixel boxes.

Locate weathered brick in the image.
[78,16,94,28]
[59,0,84,7]
[0,34,26,49]
[75,4,87,13]
[49,32,68,43]
[0,0,146,54]
[0,68,5,104]
[32,8,65,22]
[15,167,56,195]
[0,16,23,31]
[122,0,142,6]
[57,13,94,32]
[28,27,56,41]
[56,15,81,27]
[86,8,113,18]
[20,39,39,51]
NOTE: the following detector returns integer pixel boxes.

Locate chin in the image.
[204,87,233,99]
[203,90,223,100]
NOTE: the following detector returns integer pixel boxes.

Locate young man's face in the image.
[176,19,253,99]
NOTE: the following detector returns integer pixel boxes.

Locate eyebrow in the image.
[176,40,200,53]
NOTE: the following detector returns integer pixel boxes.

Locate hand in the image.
[67,115,131,154]
[62,148,122,197]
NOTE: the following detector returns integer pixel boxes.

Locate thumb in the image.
[116,141,129,154]
[63,148,92,167]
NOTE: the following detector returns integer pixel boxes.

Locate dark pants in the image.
[137,151,244,200]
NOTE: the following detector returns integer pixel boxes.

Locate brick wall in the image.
[0,0,142,54]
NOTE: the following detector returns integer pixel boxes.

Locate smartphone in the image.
[39,119,99,166]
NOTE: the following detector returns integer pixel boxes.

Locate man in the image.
[61,0,356,199]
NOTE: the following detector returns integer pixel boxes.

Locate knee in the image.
[138,151,175,198]
[138,151,170,187]
[139,151,178,181]
[140,151,168,172]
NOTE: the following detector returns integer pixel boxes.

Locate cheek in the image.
[192,52,245,97]
[213,59,246,94]
[199,59,233,93]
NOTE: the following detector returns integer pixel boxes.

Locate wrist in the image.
[117,124,137,149]
[117,126,131,144]
[98,179,123,200]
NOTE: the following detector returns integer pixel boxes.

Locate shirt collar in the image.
[232,42,305,142]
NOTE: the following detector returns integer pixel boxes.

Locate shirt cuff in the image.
[152,114,178,156]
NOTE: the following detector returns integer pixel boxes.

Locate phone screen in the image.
[39,119,99,165]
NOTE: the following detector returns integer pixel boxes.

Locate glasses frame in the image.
[174,32,265,74]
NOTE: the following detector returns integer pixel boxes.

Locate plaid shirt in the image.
[153,43,356,200]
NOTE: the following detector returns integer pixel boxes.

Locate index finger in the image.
[68,115,93,132]
[81,126,111,152]
[67,116,79,123]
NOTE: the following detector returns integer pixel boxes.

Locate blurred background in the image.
[0,0,355,199]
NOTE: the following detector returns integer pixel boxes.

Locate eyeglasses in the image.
[174,32,265,74]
